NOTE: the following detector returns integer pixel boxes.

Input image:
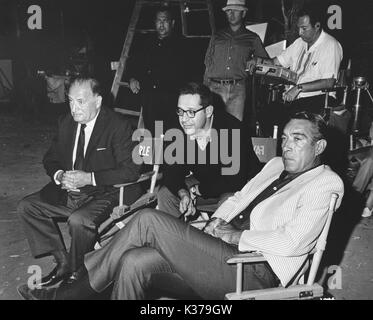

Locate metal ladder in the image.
[111,0,215,121]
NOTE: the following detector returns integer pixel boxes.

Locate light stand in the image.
[351,76,373,135]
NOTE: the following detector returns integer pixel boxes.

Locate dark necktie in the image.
[73,124,86,170]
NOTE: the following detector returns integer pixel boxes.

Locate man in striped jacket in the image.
[18,112,344,300]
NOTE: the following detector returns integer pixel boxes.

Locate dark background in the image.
[0,0,372,126]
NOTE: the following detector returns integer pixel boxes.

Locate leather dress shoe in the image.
[17,284,57,300]
[39,266,70,287]
[61,266,88,286]
[63,272,80,285]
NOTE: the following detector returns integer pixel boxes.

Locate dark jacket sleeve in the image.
[94,118,140,186]
[43,115,68,180]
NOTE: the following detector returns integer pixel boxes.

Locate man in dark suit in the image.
[17,77,140,286]
[157,82,261,219]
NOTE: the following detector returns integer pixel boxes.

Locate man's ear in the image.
[171,20,175,29]
[96,95,102,109]
[315,22,321,31]
[242,11,247,18]
[315,139,327,156]
[206,105,214,118]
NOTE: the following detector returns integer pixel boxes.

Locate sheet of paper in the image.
[265,40,287,58]
[245,23,268,43]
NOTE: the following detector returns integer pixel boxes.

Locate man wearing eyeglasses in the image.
[157,82,261,219]
[17,77,141,288]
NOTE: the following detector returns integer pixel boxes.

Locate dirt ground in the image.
[0,107,372,300]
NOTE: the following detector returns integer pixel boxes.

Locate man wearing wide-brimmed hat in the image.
[204,0,268,122]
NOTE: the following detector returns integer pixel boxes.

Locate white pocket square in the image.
[96,148,107,151]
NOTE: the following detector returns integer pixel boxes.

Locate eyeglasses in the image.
[176,106,208,118]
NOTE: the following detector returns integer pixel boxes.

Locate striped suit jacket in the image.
[213,157,344,287]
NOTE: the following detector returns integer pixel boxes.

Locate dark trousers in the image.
[259,95,336,137]
[18,190,117,271]
[84,209,279,300]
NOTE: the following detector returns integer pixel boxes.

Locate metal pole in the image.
[352,87,362,134]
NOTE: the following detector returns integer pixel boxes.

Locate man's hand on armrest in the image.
[204,217,225,236]
[213,223,243,245]
[178,188,196,220]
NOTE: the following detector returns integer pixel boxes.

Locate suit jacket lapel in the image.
[84,108,107,164]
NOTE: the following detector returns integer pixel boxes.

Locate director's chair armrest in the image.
[226,252,267,264]
[114,171,157,189]
[226,252,267,297]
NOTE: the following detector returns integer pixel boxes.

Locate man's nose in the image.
[181,113,189,121]
[282,139,293,151]
[70,101,77,112]
[70,100,80,112]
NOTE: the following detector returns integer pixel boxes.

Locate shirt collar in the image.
[279,163,323,181]
[189,115,214,150]
[81,109,100,131]
[304,30,325,52]
[226,25,246,36]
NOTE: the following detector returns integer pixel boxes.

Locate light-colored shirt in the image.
[189,116,214,151]
[277,30,343,99]
[212,157,344,286]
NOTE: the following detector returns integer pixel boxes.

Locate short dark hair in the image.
[69,77,102,96]
[155,6,174,21]
[297,5,324,28]
[290,111,328,143]
[178,82,213,108]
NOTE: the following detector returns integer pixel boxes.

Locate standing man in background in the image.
[204,0,268,122]
[127,6,189,135]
